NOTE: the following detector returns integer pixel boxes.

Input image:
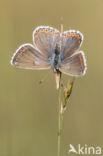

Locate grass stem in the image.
[57,84,63,156]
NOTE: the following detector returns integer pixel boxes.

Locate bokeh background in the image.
[0,0,103,156]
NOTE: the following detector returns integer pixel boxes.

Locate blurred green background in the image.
[0,0,103,156]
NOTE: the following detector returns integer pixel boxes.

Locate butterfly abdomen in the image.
[50,44,61,70]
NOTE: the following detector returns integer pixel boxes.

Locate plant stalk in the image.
[57,83,63,156]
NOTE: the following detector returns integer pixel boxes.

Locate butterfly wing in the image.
[33,26,60,59]
[11,44,51,70]
[60,30,83,60]
[60,51,87,76]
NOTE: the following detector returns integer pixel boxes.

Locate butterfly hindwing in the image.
[11,44,51,70]
[60,51,87,76]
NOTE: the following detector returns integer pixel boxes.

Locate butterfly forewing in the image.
[60,30,83,60]
[33,26,60,59]
[11,44,51,70]
[60,51,87,76]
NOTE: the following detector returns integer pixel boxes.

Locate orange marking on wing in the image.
[35,34,38,38]
[38,30,41,34]
[73,34,80,39]
[49,31,54,34]
[35,30,41,38]
[45,30,49,34]
[41,29,45,33]
[20,47,28,55]
[77,35,80,39]
[71,34,75,37]
[35,29,47,38]
[67,33,71,37]
[75,34,79,38]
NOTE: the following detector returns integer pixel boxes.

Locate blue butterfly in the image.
[11,26,87,88]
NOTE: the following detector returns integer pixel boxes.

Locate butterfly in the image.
[11,26,87,89]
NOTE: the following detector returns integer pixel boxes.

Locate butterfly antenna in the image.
[39,70,51,84]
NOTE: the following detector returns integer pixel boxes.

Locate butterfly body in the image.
[50,44,61,70]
